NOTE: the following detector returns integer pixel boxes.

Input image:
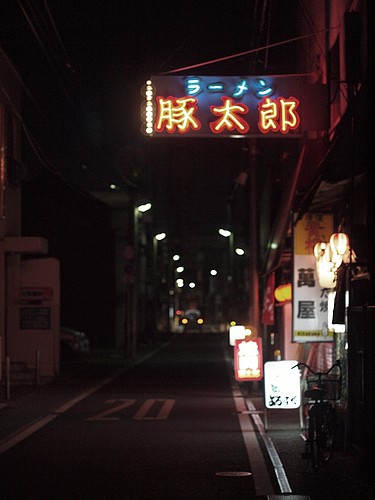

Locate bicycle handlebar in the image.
[292,359,341,376]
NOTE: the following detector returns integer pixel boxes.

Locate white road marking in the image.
[0,368,123,454]
[246,398,292,494]
[0,344,173,454]
[86,399,136,421]
[232,386,275,497]
[0,413,58,454]
[133,398,175,420]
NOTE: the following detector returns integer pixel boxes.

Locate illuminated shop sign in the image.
[264,360,301,409]
[141,75,327,138]
[234,337,263,381]
[292,213,334,343]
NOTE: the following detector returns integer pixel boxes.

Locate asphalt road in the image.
[0,334,276,499]
[0,333,373,499]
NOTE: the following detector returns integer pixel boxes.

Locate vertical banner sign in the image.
[261,272,275,325]
[234,337,263,381]
[264,360,301,409]
[293,213,333,342]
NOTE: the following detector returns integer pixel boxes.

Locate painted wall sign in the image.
[19,287,53,303]
[234,337,263,381]
[142,75,327,138]
[293,213,334,343]
[264,360,301,409]
[19,306,51,330]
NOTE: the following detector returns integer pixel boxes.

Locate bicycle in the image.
[292,360,342,470]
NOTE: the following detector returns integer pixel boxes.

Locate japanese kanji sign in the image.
[234,337,263,381]
[293,213,334,343]
[142,75,327,138]
[264,360,301,409]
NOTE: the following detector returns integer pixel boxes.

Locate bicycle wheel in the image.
[307,413,320,469]
[317,403,336,463]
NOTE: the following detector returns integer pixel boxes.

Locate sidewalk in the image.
[248,388,374,499]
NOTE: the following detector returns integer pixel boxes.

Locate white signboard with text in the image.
[264,360,301,409]
[293,213,334,342]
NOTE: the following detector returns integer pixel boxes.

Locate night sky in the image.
[1,0,297,262]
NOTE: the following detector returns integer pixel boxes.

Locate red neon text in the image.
[154,96,201,134]
[154,95,301,135]
[209,97,249,134]
[258,96,300,134]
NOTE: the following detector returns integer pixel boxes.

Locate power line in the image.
[162,27,339,75]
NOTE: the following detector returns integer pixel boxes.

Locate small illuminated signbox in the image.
[142,75,327,138]
[264,360,301,409]
[234,337,263,382]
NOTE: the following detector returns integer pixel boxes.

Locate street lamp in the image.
[218,227,234,281]
[153,232,167,336]
[154,232,166,241]
[219,226,235,321]
[137,202,152,213]
[235,247,245,256]
[218,228,232,238]
[127,200,152,358]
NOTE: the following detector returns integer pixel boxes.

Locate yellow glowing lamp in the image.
[274,283,292,302]
[313,241,326,259]
[330,232,349,256]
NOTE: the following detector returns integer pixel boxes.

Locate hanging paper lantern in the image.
[330,232,349,256]
[314,240,342,289]
[316,254,337,288]
[314,241,326,259]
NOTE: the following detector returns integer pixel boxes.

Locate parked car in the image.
[60,326,90,359]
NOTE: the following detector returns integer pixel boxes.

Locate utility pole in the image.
[248,138,260,333]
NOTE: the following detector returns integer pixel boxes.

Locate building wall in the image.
[1,48,22,364]
[294,0,374,462]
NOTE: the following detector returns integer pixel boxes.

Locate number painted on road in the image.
[86,399,136,421]
[133,399,175,420]
[85,398,175,421]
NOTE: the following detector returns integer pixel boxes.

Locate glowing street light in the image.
[235,247,245,256]
[137,201,152,213]
[218,228,232,238]
[154,231,166,241]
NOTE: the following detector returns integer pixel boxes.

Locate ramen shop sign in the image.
[142,75,327,138]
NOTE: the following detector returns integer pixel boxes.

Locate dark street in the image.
[1,333,372,499]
